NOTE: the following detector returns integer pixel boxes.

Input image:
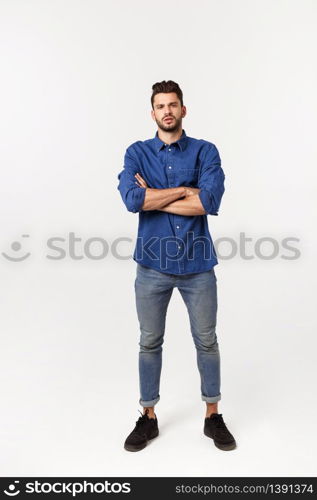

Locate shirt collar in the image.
[153,129,188,152]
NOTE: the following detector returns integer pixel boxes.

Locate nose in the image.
[163,105,173,114]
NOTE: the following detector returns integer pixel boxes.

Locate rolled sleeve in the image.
[117,147,146,213]
[198,144,225,215]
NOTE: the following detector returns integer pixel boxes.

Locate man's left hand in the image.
[135,173,148,188]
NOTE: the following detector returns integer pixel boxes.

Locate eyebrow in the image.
[155,101,178,107]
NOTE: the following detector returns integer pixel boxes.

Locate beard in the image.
[155,115,182,133]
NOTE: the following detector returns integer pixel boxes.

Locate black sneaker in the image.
[124,409,159,452]
[204,413,236,451]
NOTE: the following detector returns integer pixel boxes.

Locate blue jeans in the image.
[134,263,221,407]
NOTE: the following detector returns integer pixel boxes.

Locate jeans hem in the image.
[139,396,160,407]
[201,393,221,403]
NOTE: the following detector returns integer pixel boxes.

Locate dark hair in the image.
[151,80,183,108]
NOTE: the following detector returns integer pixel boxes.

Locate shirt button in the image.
[168,148,171,151]
[168,166,172,169]
[178,245,181,249]
[176,225,179,229]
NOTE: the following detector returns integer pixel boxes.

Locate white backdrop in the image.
[0,0,316,477]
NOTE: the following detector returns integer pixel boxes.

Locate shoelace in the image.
[209,413,227,429]
[135,409,150,430]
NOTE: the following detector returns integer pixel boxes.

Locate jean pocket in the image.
[211,267,217,282]
[137,263,157,277]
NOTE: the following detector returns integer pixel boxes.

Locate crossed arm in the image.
[134,173,206,216]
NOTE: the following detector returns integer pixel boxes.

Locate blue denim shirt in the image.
[117,129,225,275]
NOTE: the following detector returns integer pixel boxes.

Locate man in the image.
[117,80,236,452]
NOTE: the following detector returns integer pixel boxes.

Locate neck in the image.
[157,127,183,146]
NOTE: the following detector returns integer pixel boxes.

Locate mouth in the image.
[164,117,174,123]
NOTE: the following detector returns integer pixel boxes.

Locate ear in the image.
[181,105,187,118]
[151,109,155,121]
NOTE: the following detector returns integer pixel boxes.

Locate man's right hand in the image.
[183,187,201,196]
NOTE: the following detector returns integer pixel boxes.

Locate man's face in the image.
[151,92,186,133]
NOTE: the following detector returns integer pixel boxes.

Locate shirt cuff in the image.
[198,189,218,216]
[133,187,146,212]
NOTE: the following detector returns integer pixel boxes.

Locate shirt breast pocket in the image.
[177,168,200,187]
